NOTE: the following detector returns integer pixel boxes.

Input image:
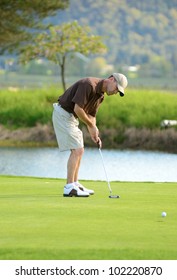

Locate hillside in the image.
[47,0,177,77]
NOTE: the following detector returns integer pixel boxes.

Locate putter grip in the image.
[97,140,101,149]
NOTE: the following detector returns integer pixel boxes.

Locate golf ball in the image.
[161,212,167,217]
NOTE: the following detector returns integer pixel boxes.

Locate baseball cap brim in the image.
[117,85,124,95]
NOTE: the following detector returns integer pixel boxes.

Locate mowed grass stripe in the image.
[0,176,177,260]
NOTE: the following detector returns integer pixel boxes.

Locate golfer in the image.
[52,73,128,197]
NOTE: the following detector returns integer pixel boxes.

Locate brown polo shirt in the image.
[58,77,104,117]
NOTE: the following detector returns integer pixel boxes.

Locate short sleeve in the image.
[72,82,92,108]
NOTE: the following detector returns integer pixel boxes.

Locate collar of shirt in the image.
[95,79,104,97]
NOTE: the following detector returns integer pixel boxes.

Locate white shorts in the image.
[52,103,84,151]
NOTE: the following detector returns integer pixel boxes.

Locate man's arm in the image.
[74,104,101,145]
[87,114,96,126]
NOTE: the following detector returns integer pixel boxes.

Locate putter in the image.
[98,147,120,199]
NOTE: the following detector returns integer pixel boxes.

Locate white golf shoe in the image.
[63,184,89,197]
[75,181,94,195]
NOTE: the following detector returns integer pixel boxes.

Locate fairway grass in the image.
[0,175,177,260]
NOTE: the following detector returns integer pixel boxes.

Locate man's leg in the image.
[67,148,95,195]
[67,148,84,184]
[64,147,90,197]
[64,147,94,196]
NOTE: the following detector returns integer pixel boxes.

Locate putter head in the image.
[109,195,120,199]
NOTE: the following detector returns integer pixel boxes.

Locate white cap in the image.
[112,73,128,95]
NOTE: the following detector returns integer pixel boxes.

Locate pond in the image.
[0,147,177,182]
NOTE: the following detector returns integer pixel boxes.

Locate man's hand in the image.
[87,124,99,143]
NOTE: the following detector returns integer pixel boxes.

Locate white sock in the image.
[65,183,75,189]
[74,181,79,186]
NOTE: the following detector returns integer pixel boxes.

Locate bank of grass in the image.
[0,175,177,260]
[0,87,60,128]
[97,88,177,129]
[1,87,177,152]
[0,87,177,130]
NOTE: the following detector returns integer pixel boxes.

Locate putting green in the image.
[0,175,177,260]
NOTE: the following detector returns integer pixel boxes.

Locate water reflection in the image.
[0,147,177,182]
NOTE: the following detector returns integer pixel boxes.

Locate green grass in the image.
[0,87,60,128]
[97,88,177,129]
[0,87,177,129]
[0,175,177,260]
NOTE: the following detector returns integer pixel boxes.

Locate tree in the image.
[0,0,69,53]
[19,21,107,90]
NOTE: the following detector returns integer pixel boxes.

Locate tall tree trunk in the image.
[61,55,66,91]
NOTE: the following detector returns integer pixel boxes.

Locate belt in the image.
[58,103,78,119]
[58,103,69,113]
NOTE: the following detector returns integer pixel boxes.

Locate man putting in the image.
[52,73,128,197]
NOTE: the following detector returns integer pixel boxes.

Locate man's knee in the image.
[71,147,84,157]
